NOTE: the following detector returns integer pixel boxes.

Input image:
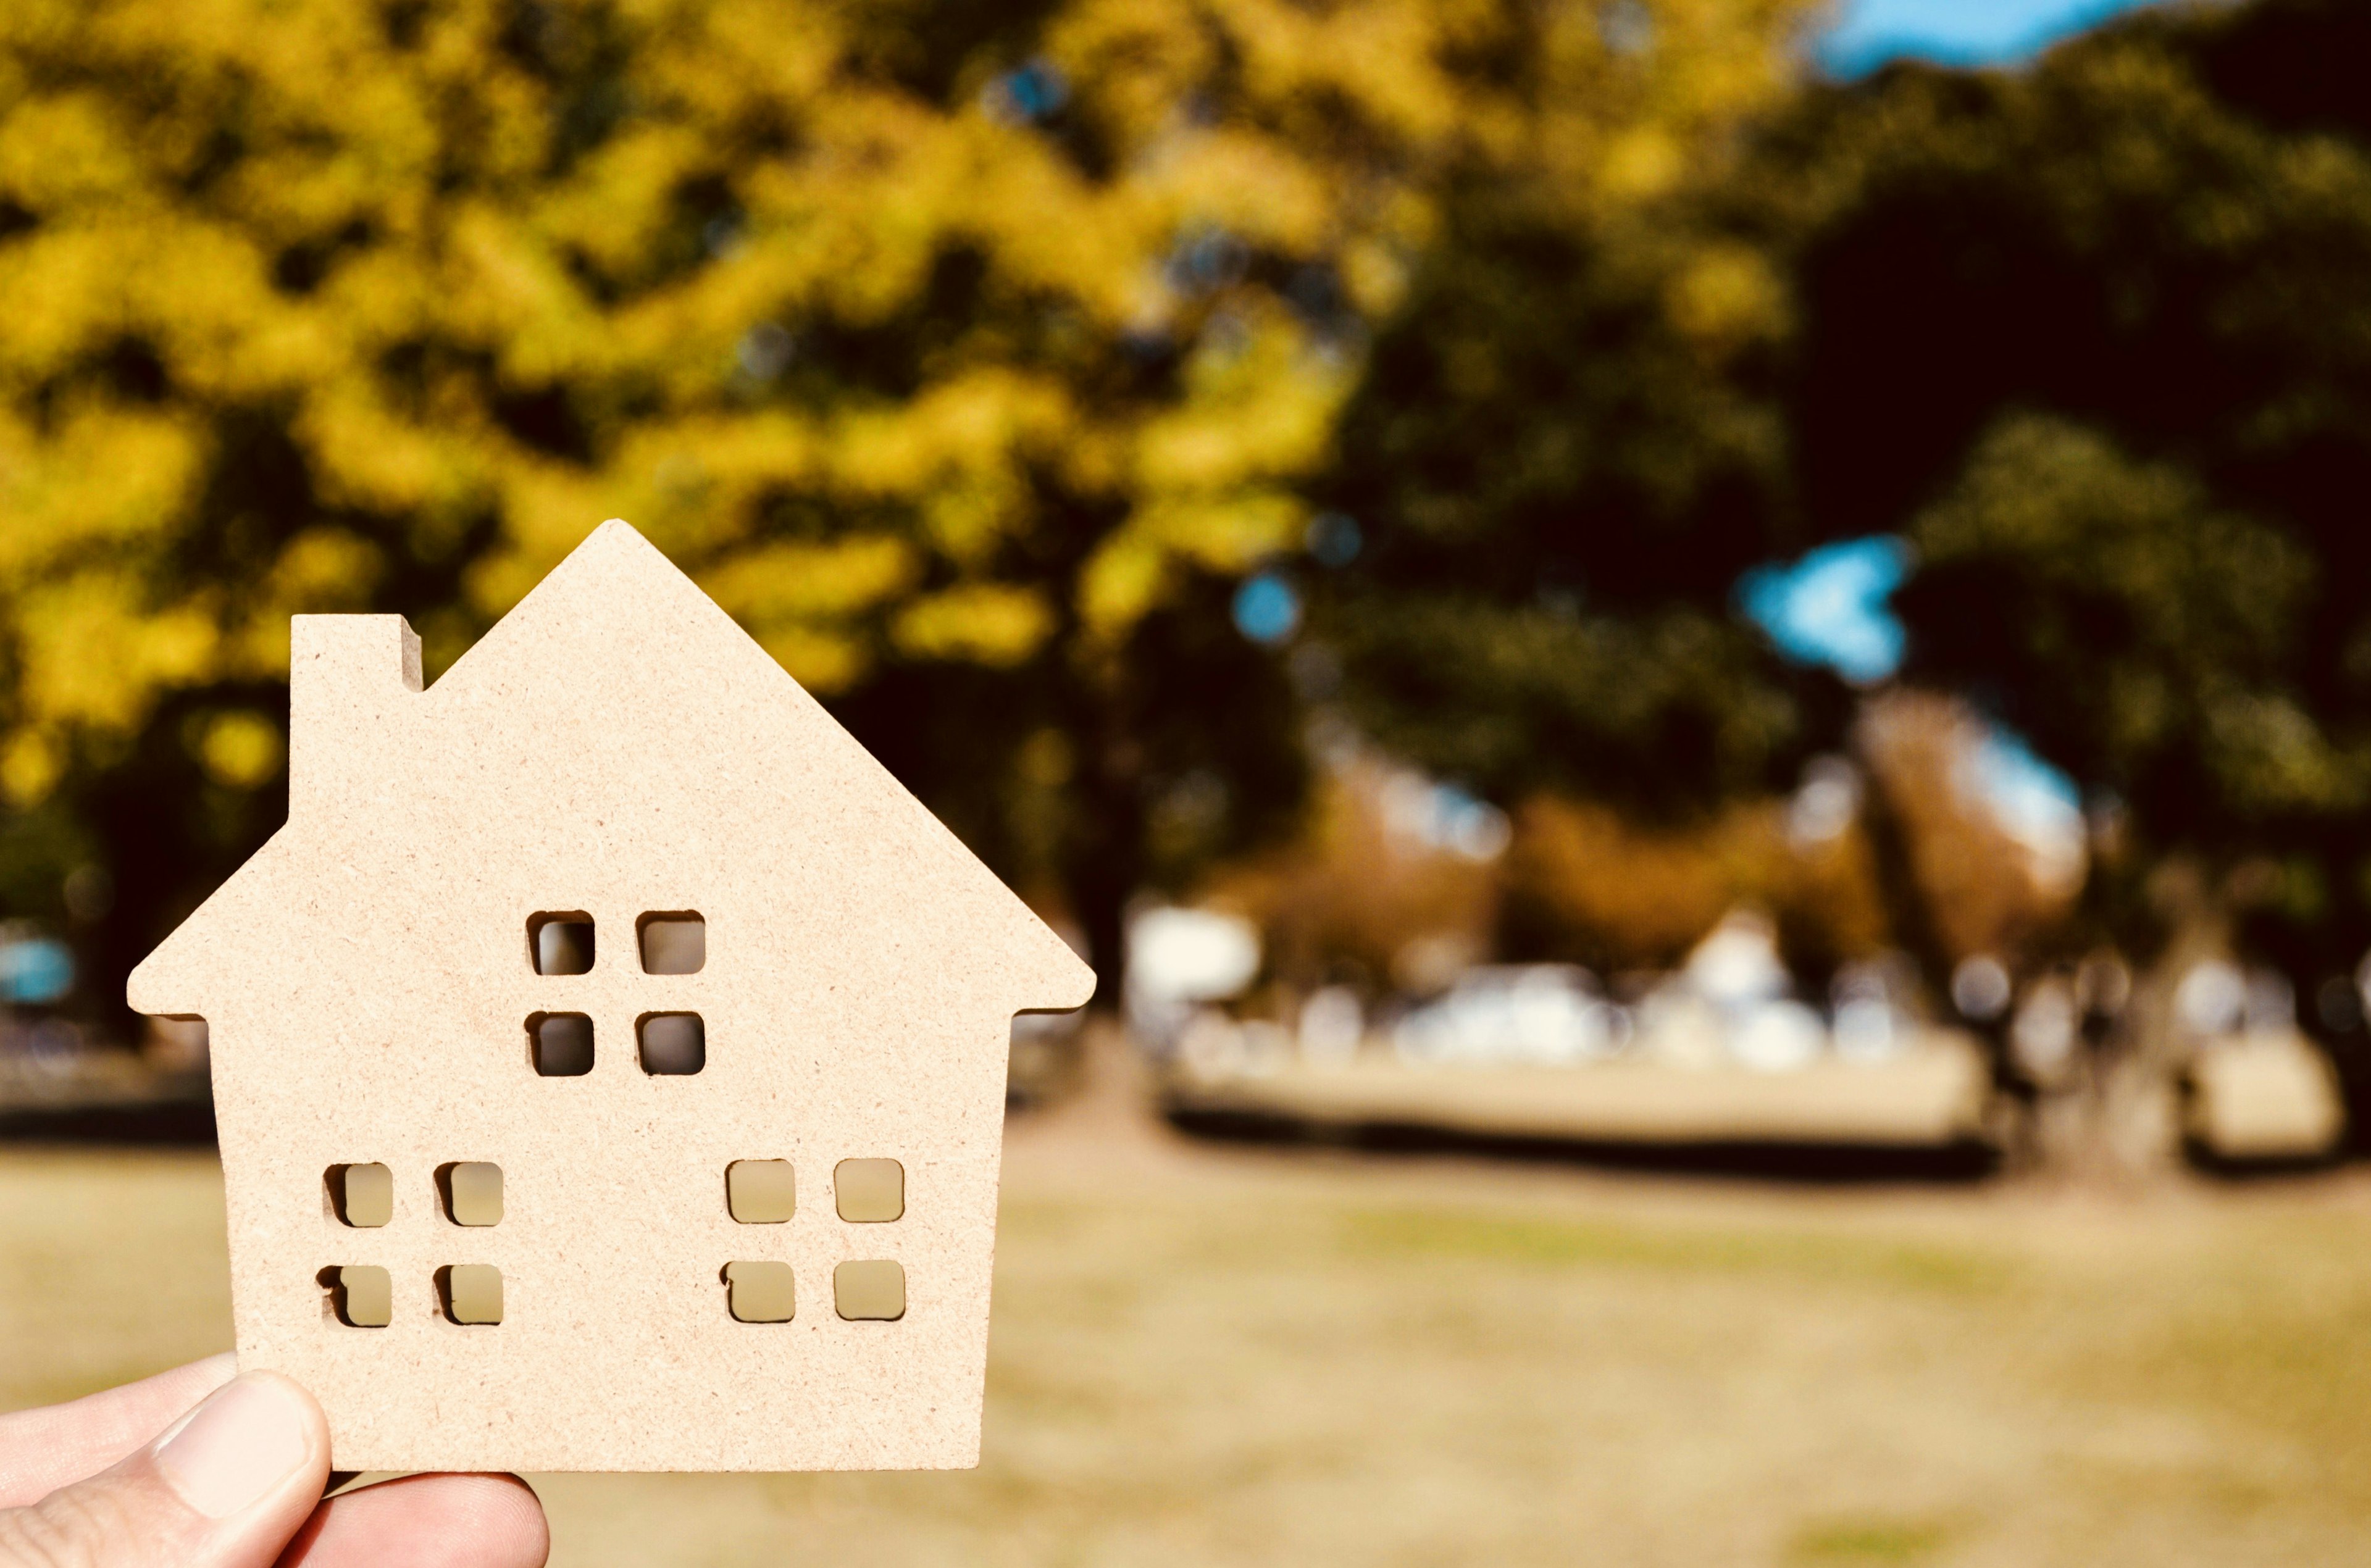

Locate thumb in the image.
[0,1372,330,1568]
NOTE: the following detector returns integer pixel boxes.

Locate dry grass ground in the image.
[7,1067,2371,1566]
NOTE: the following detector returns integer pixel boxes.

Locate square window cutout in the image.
[638,912,705,975]
[439,1162,504,1226]
[727,1160,795,1224]
[724,1261,795,1323]
[528,913,594,975]
[322,1265,391,1328]
[438,1264,503,1325]
[834,1260,906,1322]
[834,1159,904,1222]
[528,1012,593,1076]
[328,1162,393,1227]
[638,1012,704,1075]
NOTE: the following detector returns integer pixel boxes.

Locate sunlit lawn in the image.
[7,1089,2371,1566]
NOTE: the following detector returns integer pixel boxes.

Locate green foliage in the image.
[1313,115,1833,819]
[1744,0,2371,988]
[1904,414,2342,834]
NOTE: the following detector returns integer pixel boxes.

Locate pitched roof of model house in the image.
[130,519,1093,1024]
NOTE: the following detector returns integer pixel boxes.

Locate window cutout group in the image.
[717,1261,906,1322]
[320,1264,502,1327]
[330,1162,503,1228]
[325,1161,504,1327]
[722,1158,907,1323]
[525,911,705,975]
[527,911,707,1075]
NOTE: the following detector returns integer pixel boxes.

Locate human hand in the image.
[0,1357,549,1567]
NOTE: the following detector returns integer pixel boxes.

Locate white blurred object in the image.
[2189,1034,2343,1159]
[2175,960,2246,1038]
[1391,966,1613,1066]
[1950,954,2012,1021]
[2011,977,2077,1081]
[1787,755,1862,846]
[1177,1011,1246,1083]
[2243,969,2296,1036]
[1684,912,1788,1010]
[1298,986,1365,1065]
[1731,1001,1825,1072]
[1127,906,1261,1050]
[1832,997,1901,1062]
[1633,991,1726,1069]
[1238,1020,1294,1077]
[1128,907,1260,1001]
[1830,956,1913,1062]
[1379,771,1512,862]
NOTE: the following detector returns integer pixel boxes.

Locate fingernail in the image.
[153,1374,314,1518]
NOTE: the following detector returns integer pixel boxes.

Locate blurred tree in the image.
[1311,119,1842,827]
[0,0,1820,1020]
[1499,786,1891,981]
[1206,749,1502,1003]
[1742,0,2371,1137]
[1294,1,1891,1004]
[1292,3,1854,998]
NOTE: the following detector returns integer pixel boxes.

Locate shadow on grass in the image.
[2181,1138,2347,1182]
[0,1098,217,1147]
[1165,1105,2001,1184]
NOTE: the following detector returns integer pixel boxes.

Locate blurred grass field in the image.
[8,1082,2371,1566]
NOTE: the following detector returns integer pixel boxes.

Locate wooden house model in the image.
[127,520,1095,1472]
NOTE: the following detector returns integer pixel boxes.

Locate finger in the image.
[0,1371,328,1568]
[277,1474,548,1568]
[0,1356,237,1507]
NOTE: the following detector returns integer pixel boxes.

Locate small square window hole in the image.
[438,1264,503,1325]
[438,1162,504,1226]
[328,1163,393,1228]
[835,1159,905,1222]
[834,1260,906,1321]
[528,912,594,975]
[638,912,706,975]
[724,1261,795,1323]
[528,1012,593,1076]
[638,1012,705,1075]
[321,1265,391,1328]
[727,1160,795,1224]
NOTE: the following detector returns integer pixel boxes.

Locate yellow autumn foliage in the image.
[0,0,1815,810]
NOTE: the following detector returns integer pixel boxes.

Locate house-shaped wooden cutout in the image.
[127,520,1095,1472]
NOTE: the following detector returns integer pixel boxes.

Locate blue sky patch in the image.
[1817,0,2166,77]
[1738,535,1912,685]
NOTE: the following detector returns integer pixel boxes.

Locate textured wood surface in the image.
[127,520,1094,1471]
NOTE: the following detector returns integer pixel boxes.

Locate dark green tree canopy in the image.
[1750,0,2371,899]
[1313,186,1849,821]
